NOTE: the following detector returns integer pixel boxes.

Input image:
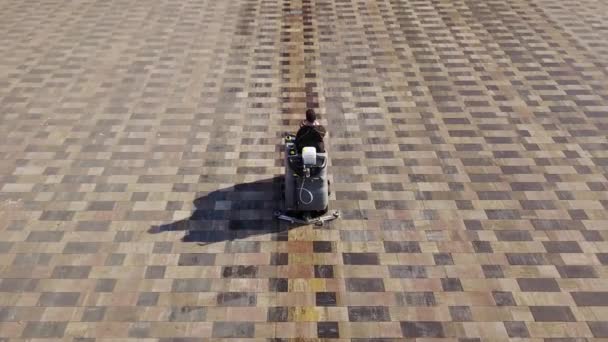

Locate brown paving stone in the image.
[401,321,445,338]
[51,266,91,279]
[21,321,67,338]
[530,306,577,322]
[314,265,334,279]
[317,321,340,338]
[345,278,386,292]
[572,292,608,306]
[167,306,206,322]
[217,292,257,307]
[212,322,255,338]
[395,292,436,307]
[94,279,117,293]
[557,266,598,279]
[81,307,106,322]
[588,321,608,338]
[267,307,289,322]
[348,307,391,322]
[316,292,338,307]
[493,291,517,307]
[37,292,80,307]
[517,278,562,292]
[504,321,531,338]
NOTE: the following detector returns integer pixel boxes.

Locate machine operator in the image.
[295,109,326,153]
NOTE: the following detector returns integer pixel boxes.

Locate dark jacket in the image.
[295,124,326,153]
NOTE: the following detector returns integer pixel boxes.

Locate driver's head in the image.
[305,109,316,123]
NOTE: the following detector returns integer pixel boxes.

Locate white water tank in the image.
[302,147,317,165]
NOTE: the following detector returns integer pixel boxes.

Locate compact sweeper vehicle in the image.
[275,134,340,225]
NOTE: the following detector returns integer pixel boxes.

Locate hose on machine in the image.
[298,176,314,204]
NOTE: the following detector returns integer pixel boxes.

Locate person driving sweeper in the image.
[295,109,326,153]
[275,108,339,225]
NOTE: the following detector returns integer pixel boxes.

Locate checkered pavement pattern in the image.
[1,0,608,340]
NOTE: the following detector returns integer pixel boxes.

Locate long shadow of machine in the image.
[148,176,299,245]
[149,133,340,244]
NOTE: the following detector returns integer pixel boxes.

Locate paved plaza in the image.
[1,0,608,340]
